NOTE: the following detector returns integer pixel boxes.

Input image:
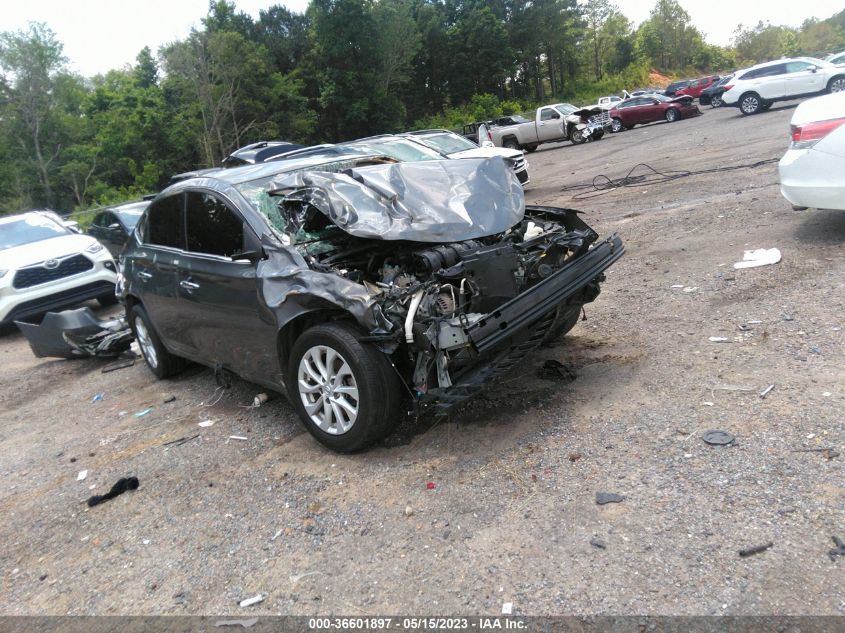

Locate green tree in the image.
[635,0,705,70]
[0,23,68,208]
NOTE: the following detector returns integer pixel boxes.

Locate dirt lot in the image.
[1,102,844,617]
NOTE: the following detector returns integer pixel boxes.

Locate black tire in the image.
[760,101,772,111]
[503,138,520,150]
[710,94,723,108]
[828,75,845,94]
[739,92,762,115]
[542,304,582,343]
[665,107,679,122]
[287,322,401,452]
[129,304,185,379]
[570,127,586,145]
[96,287,119,306]
[610,118,623,133]
[593,130,604,141]
[524,144,538,153]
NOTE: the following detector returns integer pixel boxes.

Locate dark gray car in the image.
[87,201,149,257]
[120,153,623,451]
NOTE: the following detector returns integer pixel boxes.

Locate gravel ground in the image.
[1,101,844,616]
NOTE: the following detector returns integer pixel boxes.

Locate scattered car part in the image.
[739,542,773,557]
[15,307,132,358]
[829,536,845,561]
[595,492,624,505]
[702,430,735,445]
[87,476,139,507]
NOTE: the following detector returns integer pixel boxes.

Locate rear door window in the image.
[185,191,244,258]
[145,194,184,249]
[785,61,814,73]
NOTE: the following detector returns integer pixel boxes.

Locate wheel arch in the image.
[276,308,352,379]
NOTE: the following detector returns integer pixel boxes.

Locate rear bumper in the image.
[467,234,624,353]
[779,147,845,211]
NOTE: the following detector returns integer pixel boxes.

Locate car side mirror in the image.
[811,67,818,73]
[108,222,122,230]
[481,140,494,148]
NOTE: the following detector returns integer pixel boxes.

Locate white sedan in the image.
[778,90,845,211]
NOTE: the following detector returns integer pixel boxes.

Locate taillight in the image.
[722,84,733,92]
[790,117,845,149]
[487,129,492,141]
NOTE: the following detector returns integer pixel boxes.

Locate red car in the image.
[676,75,720,99]
[609,95,701,132]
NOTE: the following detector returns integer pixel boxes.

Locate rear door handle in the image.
[180,280,200,291]
[137,271,152,280]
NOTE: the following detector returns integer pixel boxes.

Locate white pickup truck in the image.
[486,103,609,152]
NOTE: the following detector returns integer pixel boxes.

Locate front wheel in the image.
[288,322,401,452]
[593,130,604,141]
[710,95,723,108]
[828,76,845,93]
[610,118,623,133]
[130,304,185,379]
[524,144,538,153]
[503,138,520,150]
[739,93,762,115]
[570,127,586,145]
[665,108,679,122]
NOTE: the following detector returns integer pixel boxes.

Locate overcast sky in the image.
[4,0,844,77]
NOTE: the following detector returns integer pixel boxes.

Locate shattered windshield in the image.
[233,157,389,239]
[0,215,69,249]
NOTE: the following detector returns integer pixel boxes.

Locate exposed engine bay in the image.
[281,195,615,404]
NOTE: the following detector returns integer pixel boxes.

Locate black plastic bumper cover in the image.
[466,234,624,353]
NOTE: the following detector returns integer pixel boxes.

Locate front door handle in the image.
[180,280,200,291]
[137,271,152,280]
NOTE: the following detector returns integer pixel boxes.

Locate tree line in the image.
[1,0,843,214]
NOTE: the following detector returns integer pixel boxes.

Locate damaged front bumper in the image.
[15,308,133,359]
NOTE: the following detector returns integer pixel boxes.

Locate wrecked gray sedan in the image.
[119,153,623,451]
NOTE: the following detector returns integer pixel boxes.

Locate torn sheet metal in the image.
[16,308,133,358]
[267,157,524,243]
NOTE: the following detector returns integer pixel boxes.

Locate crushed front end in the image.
[268,158,624,413]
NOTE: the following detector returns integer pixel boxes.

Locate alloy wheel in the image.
[741,95,759,114]
[297,345,359,435]
[134,319,158,369]
[830,78,845,93]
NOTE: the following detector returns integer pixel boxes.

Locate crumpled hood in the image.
[0,234,100,271]
[268,157,525,242]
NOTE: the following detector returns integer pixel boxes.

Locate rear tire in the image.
[710,95,723,108]
[130,304,185,379]
[288,322,401,452]
[739,92,762,115]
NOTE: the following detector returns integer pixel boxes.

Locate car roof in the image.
[106,201,149,214]
[744,57,829,71]
[162,149,382,192]
[221,140,306,166]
